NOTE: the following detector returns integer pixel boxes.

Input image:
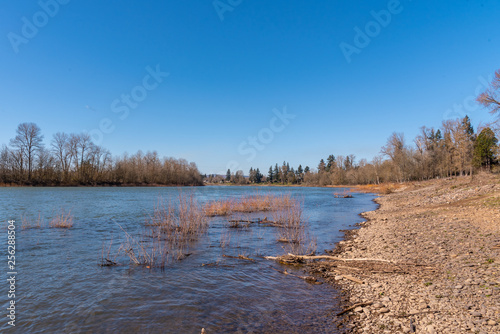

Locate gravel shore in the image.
[310,174,500,333]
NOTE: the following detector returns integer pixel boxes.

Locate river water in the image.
[0,186,377,333]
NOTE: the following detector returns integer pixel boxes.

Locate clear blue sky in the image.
[1,0,499,174]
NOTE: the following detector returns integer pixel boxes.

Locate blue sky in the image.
[0,0,499,174]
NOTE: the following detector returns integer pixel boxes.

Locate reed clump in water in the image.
[49,208,74,228]
[203,194,294,217]
[147,193,208,242]
[113,193,208,269]
[273,200,316,254]
[21,212,44,229]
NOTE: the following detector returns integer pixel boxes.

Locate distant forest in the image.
[0,125,203,186]
[211,115,499,186]
[208,70,500,186]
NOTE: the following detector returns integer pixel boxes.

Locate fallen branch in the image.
[337,302,373,316]
[342,274,364,284]
[371,270,408,274]
[336,265,363,271]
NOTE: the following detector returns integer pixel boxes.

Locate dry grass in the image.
[353,183,403,195]
[21,212,44,229]
[100,237,120,267]
[147,193,208,242]
[203,193,294,217]
[272,200,316,254]
[49,208,74,228]
[333,189,354,198]
[114,193,208,269]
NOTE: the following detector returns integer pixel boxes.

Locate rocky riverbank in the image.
[310,173,500,333]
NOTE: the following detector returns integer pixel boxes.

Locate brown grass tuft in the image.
[272,200,316,254]
[203,193,294,217]
[21,212,44,229]
[49,208,74,228]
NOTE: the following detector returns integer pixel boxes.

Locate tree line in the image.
[211,115,498,186]
[209,70,500,186]
[0,123,203,186]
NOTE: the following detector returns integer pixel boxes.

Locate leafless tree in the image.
[9,122,44,181]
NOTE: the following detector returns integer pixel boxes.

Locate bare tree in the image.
[381,132,408,182]
[477,70,500,138]
[9,123,44,181]
[51,132,72,181]
[477,69,500,116]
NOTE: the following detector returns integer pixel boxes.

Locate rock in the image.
[334,275,343,281]
[487,320,497,326]
[354,306,363,312]
[471,311,482,317]
[378,307,390,314]
[372,302,384,309]
[454,285,463,289]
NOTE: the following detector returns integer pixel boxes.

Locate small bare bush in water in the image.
[114,193,208,269]
[148,193,208,242]
[203,193,294,217]
[21,212,44,229]
[273,200,316,254]
[49,208,74,228]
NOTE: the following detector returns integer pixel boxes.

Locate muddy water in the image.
[0,186,376,333]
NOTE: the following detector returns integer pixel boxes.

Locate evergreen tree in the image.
[273,163,279,183]
[268,166,274,183]
[225,169,231,182]
[318,159,326,172]
[473,127,498,169]
[255,168,263,183]
[326,155,335,172]
[304,166,310,173]
[249,167,255,183]
[462,115,475,140]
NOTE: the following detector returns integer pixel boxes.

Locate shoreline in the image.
[308,173,499,333]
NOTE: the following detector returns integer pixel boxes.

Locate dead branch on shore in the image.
[336,302,373,316]
[341,274,364,284]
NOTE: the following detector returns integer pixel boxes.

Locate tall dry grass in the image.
[116,193,208,269]
[203,193,294,217]
[147,193,208,242]
[49,208,74,228]
[272,200,316,255]
[21,212,44,229]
